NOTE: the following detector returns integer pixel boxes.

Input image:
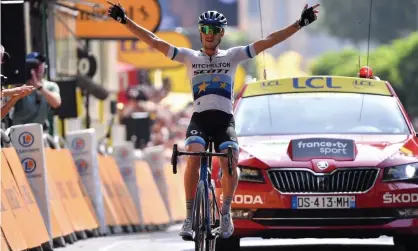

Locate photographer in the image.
[10,52,61,125]
[1,45,35,119]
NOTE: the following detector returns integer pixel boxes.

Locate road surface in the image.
[58,225,395,251]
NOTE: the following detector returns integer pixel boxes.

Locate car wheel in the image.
[216,236,240,251]
[394,235,418,251]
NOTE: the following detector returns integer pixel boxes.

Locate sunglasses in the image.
[199,25,223,35]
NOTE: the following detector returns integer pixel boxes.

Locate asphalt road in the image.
[57,225,395,251]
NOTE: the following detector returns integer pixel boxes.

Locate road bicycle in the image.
[171,138,233,251]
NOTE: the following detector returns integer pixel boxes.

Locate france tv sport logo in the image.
[21,157,37,173]
[71,138,85,151]
[291,138,355,161]
[18,132,34,147]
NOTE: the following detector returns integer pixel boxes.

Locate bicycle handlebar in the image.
[171,144,234,176]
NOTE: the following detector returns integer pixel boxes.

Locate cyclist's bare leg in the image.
[184,143,205,202]
[219,148,239,211]
[218,141,239,239]
[179,142,205,239]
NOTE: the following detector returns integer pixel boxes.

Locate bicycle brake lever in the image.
[172,144,178,174]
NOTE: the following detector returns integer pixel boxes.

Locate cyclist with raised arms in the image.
[107,1,319,240]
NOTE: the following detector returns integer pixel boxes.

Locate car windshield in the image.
[235,93,410,136]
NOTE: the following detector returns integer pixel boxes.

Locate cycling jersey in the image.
[166,44,257,114]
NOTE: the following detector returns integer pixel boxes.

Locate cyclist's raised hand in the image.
[106,0,171,56]
[107,0,127,24]
[298,3,320,27]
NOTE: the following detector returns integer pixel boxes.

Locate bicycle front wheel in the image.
[206,179,220,251]
[194,182,206,251]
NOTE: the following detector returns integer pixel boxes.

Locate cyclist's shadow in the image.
[181,244,394,251]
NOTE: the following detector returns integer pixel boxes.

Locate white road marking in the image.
[240,237,394,247]
[98,241,129,251]
[98,235,152,251]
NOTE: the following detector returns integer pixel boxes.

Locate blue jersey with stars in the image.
[166,44,257,114]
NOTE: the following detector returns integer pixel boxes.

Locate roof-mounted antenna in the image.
[366,0,373,71]
[258,0,267,80]
[258,0,272,127]
[358,0,374,79]
[358,20,362,75]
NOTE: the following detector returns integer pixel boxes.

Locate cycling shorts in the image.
[185,110,239,153]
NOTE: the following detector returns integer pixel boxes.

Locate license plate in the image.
[291,196,356,209]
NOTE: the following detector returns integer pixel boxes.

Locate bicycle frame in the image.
[197,141,219,238]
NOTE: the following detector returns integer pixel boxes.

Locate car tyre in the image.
[394,235,418,251]
[216,236,240,251]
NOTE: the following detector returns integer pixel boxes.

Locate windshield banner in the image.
[243,76,391,97]
[289,138,356,161]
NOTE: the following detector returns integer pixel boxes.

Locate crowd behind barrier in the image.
[1,40,194,251]
[0,122,188,251]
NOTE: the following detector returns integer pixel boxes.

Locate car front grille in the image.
[268,168,379,194]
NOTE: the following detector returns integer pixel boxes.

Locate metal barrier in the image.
[54,135,68,149]
[1,129,12,147]
[43,133,59,149]
[97,137,112,155]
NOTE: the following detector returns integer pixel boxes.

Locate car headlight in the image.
[382,163,418,182]
[238,166,265,183]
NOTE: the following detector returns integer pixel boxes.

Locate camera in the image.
[1,59,39,86]
[1,74,6,85]
[25,58,40,82]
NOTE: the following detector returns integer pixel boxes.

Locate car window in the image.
[235,93,410,136]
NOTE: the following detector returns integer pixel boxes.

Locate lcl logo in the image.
[353,80,374,89]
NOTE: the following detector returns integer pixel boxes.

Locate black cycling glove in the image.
[298,6,317,28]
[108,2,127,24]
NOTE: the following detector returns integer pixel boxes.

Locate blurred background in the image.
[2,0,418,148]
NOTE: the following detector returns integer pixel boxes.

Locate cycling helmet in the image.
[198,10,227,27]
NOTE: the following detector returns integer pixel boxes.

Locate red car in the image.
[213,76,418,251]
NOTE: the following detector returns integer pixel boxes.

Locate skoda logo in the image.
[317,161,329,170]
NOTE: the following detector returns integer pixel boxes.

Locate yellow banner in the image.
[75,0,161,39]
[276,51,308,78]
[243,76,391,97]
[255,52,280,79]
[118,32,192,69]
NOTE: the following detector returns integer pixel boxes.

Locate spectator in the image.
[119,74,192,150]
[10,52,61,126]
[138,70,151,85]
[148,116,170,146]
[152,77,172,103]
[1,45,35,119]
[1,87,34,119]
[0,44,9,83]
[119,85,150,119]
